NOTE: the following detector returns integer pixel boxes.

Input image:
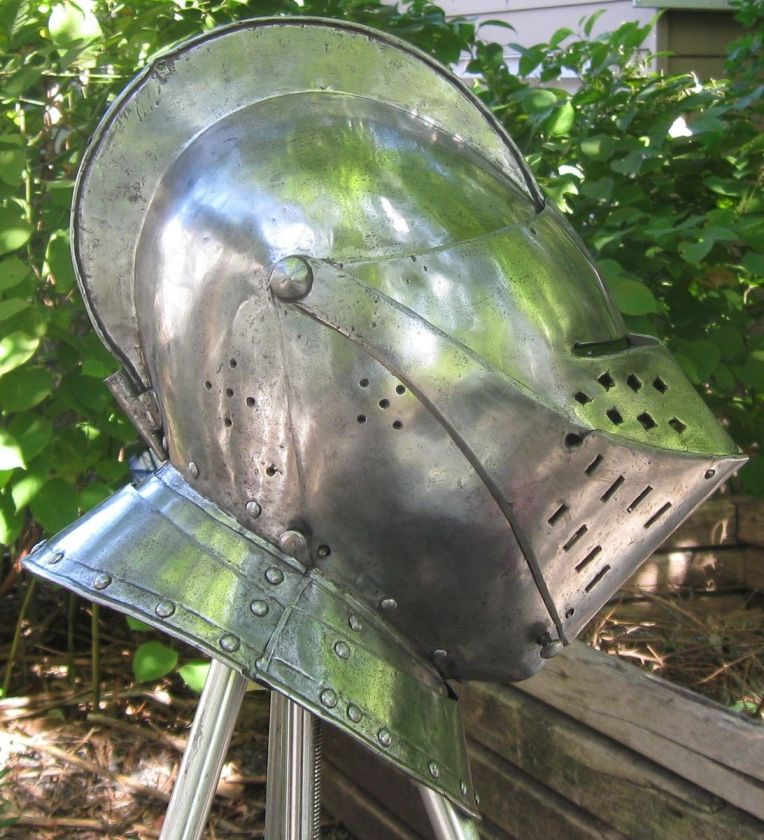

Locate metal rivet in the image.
[250,599,269,617]
[347,704,362,723]
[705,469,716,480]
[320,688,338,708]
[377,728,392,747]
[279,529,308,559]
[265,567,284,586]
[269,255,313,301]
[538,631,564,659]
[93,573,112,590]
[48,549,63,564]
[31,540,47,556]
[380,598,397,612]
[161,436,168,452]
[188,461,199,478]
[317,544,331,558]
[433,649,447,659]
[348,614,363,632]
[155,600,175,618]
[255,657,266,671]
[245,500,262,518]
[475,792,481,806]
[428,762,440,779]
[220,633,240,652]
[460,781,468,796]
[334,640,350,660]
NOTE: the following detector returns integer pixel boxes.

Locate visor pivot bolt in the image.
[705,469,716,479]
[269,255,313,301]
[155,600,175,618]
[380,597,397,612]
[250,599,269,617]
[93,573,112,591]
[428,762,441,779]
[377,728,392,747]
[265,567,284,586]
[347,704,362,723]
[320,688,338,709]
[220,633,240,653]
[188,461,199,479]
[334,640,350,660]
[538,631,564,659]
[245,499,262,518]
[279,529,309,565]
[348,614,363,632]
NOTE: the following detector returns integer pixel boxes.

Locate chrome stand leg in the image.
[159,660,247,840]
[265,692,321,839]
[418,784,482,840]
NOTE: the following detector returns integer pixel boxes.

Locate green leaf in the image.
[580,176,614,201]
[740,457,764,497]
[610,150,644,175]
[44,230,76,293]
[711,325,745,362]
[739,352,764,390]
[178,660,210,693]
[677,340,721,382]
[0,256,29,291]
[0,204,33,256]
[547,101,575,137]
[580,134,615,160]
[523,88,558,113]
[0,490,23,547]
[0,298,29,322]
[0,145,25,187]
[10,471,45,511]
[678,239,713,264]
[78,481,111,512]
[0,366,53,411]
[9,414,52,462]
[132,641,178,683]
[606,277,661,316]
[30,477,78,533]
[0,430,25,470]
[126,615,152,632]
[742,252,764,276]
[0,332,39,376]
[48,0,102,48]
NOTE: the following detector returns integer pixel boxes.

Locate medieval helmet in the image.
[23,17,744,811]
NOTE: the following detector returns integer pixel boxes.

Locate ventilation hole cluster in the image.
[356,376,406,431]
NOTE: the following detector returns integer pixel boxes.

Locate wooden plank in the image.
[624,548,747,593]
[739,497,764,549]
[660,497,737,549]
[462,683,764,840]
[322,759,428,840]
[509,641,764,820]
[468,739,628,840]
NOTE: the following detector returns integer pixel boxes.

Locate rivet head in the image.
[279,529,308,559]
[538,631,564,659]
[155,600,175,618]
[377,728,392,747]
[705,469,716,480]
[48,549,63,564]
[250,599,269,617]
[220,633,240,653]
[245,500,262,518]
[334,640,350,660]
[188,461,199,479]
[255,657,266,671]
[475,792,481,806]
[380,598,397,612]
[320,688,338,708]
[347,704,362,723]
[460,781,468,796]
[265,567,284,586]
[30,540,48,556]
[433,649,447,660]
[93,573,112,590]
[428,761,440,779]
[348,614,363,632]
[269,255,313,301]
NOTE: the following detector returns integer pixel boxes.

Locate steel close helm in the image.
[23,17,745,811]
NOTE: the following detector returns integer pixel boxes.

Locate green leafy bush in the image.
[0,0,761,571]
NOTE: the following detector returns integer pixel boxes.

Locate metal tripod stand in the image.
[158,659,480,840]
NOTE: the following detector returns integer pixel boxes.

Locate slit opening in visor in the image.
[573,337,631,357]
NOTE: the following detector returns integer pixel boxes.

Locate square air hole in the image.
[597,372,615,390]
[669,417,686,434]
[606,407,623,426]
[653,376,668,393]
[637,411,657,430]
[575,391,592,405]
[627,374,643,392]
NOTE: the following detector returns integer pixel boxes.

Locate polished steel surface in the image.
[23,466,476,813]
[265,693,319,839]
[418,784,482,840]
[160,660,247,840]
[22,15,746,813]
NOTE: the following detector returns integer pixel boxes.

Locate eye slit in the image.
[585,565,611,593]
[627,374,643,391]
[585,455,603,476]
[637,411,657,430]
[597,372,615,390]
[601,475,624,502]
[653,376,668,393]
[548,504,568,526]
[575,391,591,405]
